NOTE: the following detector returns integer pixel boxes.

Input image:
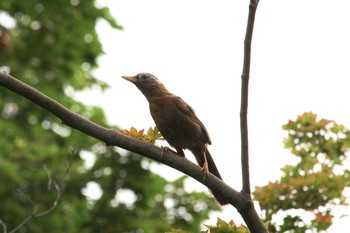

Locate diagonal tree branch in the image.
[240,0,259,196]
[0,71,240,204]
[0,71,267,232]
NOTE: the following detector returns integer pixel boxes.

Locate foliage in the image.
[168,218,270,233]
[0,1,217,232]
[254,112,350,232]
[120,126,164,145]
[203,218,249,233]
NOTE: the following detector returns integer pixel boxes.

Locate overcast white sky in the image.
[77,0,350,231]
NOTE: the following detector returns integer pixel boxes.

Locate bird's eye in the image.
[138,74,149,82]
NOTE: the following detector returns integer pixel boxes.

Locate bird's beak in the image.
[121,75,137,83]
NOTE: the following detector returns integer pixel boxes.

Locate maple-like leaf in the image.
[119,126,163,145]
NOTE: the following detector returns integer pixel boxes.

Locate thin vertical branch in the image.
[240,0,259,195]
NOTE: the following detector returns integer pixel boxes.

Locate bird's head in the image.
[121,73,170,99]
[121,72,161,86]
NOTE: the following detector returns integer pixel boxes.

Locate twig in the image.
[8,215,33,233]
[34,182,61,217]
[0,220,7,233]
[2,160,70,233]
[240,0,259,195]
[43,164,52,190]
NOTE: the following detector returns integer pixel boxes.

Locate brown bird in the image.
[122,73,226,205]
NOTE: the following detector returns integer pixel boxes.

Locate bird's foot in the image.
[160,147,186,161]
[160,146,176,160]
[160,146,169,161]
[201,162,209,182]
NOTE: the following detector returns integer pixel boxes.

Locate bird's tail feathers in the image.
[204,148,222,180]
[205,148,229,205]
[192,147,228,205]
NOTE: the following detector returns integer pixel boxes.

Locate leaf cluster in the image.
[168,218,270,233]
[119,126,164,145]
[254,112,350,232]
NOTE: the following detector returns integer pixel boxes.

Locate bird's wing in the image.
[174,96,212,145]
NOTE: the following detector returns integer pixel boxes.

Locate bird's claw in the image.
[160,146,171,161]
[201,162,209,182]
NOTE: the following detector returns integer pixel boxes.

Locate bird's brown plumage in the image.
[122,72,226,205]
